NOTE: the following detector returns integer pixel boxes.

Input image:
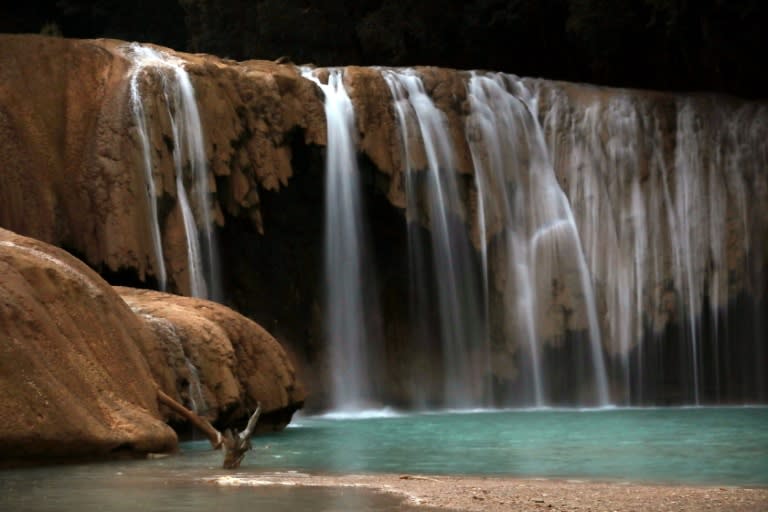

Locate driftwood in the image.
[157,389,262,469]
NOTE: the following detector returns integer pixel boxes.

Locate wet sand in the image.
[212,472,768,511]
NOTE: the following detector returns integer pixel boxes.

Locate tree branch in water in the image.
[156,388,261,468]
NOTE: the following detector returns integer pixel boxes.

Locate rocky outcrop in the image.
[0,227,305,461]
[0,228,176,460]
[117,287,305,431]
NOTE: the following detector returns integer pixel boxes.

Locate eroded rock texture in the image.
[117,287,305,432]
[0,34,326,295]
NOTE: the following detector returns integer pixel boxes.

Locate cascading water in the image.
[465,72,545,405]
[536,90,666,405]
[185,359,208,415]
[465,73,610,406]
[373,67,765,408]
[122,44,766,410]
[534,81,768,404]
[383,70,486,408]
[382,70,435,408]
[163,60,222,301]
[302,68,376,411]
[127,48,168,292]
[124,44,221,301]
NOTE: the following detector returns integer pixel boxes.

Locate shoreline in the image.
[209,472,768,511]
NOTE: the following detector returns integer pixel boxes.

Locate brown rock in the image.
[0,34,326,294]
[0,228,177,460]
[116,287,305,431]
[0,35,144,276]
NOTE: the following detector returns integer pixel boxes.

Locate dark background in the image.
[3,0,767,98]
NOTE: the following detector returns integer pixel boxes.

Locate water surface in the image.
[1,407,765,511]
[0,461,411,512]
[254,407,768,485]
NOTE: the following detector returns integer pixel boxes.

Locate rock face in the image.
[0,34,326,295]
[0,228,177,460]
[117,287,305,431]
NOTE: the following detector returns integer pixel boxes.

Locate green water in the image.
[1,408,765,511]
[245,407,768,485]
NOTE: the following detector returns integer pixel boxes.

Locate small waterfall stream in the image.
[124,44,220,301]
[384,70,486,408]
[166,65,222,301]
[466,72,609,406]
[464,72,546,404]
[302,68,375,411]
[127,47,168,292]
[133,309,209,415]
[382,71,434,408]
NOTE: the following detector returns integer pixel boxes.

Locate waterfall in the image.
[122,52,764,408]
[465,73,544,405]
[127,49,168,292]
[466,73,610,406]
[302,68,375,410]
[124,44,221,300]
[534,81,768,404]
[373,67,767,407]
[174,163,206,298]
[289,62,768,409]
[383,70,486,408]
[382,70,434,408]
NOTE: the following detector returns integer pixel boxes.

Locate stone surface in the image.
[117,287,305,431]
[0,226,305,461]
[0,228,177,460]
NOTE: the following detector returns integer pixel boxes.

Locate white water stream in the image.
[384,70,487,408]
[124,44,220,300]
[302,68,375,411]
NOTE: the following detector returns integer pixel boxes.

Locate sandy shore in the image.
[211,472,768,511]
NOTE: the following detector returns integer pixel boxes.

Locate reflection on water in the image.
[1,408,766,510]
[0,461,412,512]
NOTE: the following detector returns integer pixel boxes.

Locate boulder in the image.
[0,228,177,460]
[117,287,305,431]
[0,227,304,461]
